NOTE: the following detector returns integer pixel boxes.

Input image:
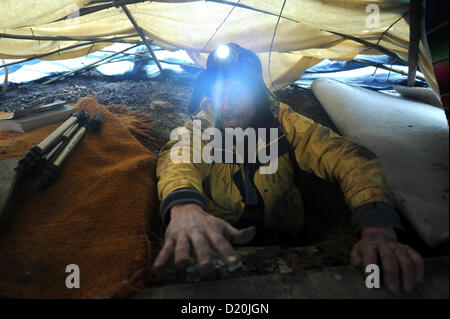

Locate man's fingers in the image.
[406,247,425,283]
[356,241,378,271]
[393,245,416,292]
[153,238,175,270]
[189,230,214,276]
[224,224,256,245]
[205,230,240,271]
[378,243,400,293]
[174,233,190,270]
[350,245,362,267]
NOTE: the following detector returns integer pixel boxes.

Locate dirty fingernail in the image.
[227,256,237,264]
[227,259,242,272]
[152,264,161,271]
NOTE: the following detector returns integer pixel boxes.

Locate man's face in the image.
[211,78,257,129]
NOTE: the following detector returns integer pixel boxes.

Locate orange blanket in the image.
[0,97,162,298]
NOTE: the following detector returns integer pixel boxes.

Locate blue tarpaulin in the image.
[0,45,427,91]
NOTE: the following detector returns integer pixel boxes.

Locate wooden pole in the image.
[1,59,7,96]
[322,30,407,65]
[0,33,134,42]
[121,5,165,76]
[407,0,423,87]
[98,50,202,69]
[42,43,139,84]
[89,0,298,22]
[205,0,298,23]
[352,58,426,81]
[1,39,141,69]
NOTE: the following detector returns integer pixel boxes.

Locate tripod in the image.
[0,110,103,225]
[15,110,103,189]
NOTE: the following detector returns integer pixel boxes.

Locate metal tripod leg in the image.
[43,122,80,163]
[15,110,90,174]
[36,124,87,190]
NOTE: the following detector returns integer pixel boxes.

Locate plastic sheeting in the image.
[1,49,420,92]
[296,54,428,90]
[0,0,441,99]
[0,44,198,83]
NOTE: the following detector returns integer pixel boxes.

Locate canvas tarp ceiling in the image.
[0,0,440,98]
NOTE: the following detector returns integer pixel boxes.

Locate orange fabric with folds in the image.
[0,97,162,298]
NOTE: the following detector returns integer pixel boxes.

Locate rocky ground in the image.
[0,69,438,288]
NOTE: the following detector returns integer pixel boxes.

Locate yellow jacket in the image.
[157,102,399,238]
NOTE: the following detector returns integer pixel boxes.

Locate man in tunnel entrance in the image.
[153,43,424,293]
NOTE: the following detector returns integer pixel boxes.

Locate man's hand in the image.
[153,203,256,276]
[350,227,424,293]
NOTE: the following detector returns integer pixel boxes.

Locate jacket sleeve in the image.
[156,119,211,227]
[279,103,403,233]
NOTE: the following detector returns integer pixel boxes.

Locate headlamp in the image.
[208,43,241,68]
[215,44,230,59]
[189,43,265,116]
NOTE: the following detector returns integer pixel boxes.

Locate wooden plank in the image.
[121,5,165,76]
[407,0,424,86]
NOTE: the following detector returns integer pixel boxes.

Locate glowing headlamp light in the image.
[215,44,230,59]
[211,44,240,67]
[189,43,265,116]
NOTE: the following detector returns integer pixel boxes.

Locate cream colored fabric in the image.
[0,0,440,99]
